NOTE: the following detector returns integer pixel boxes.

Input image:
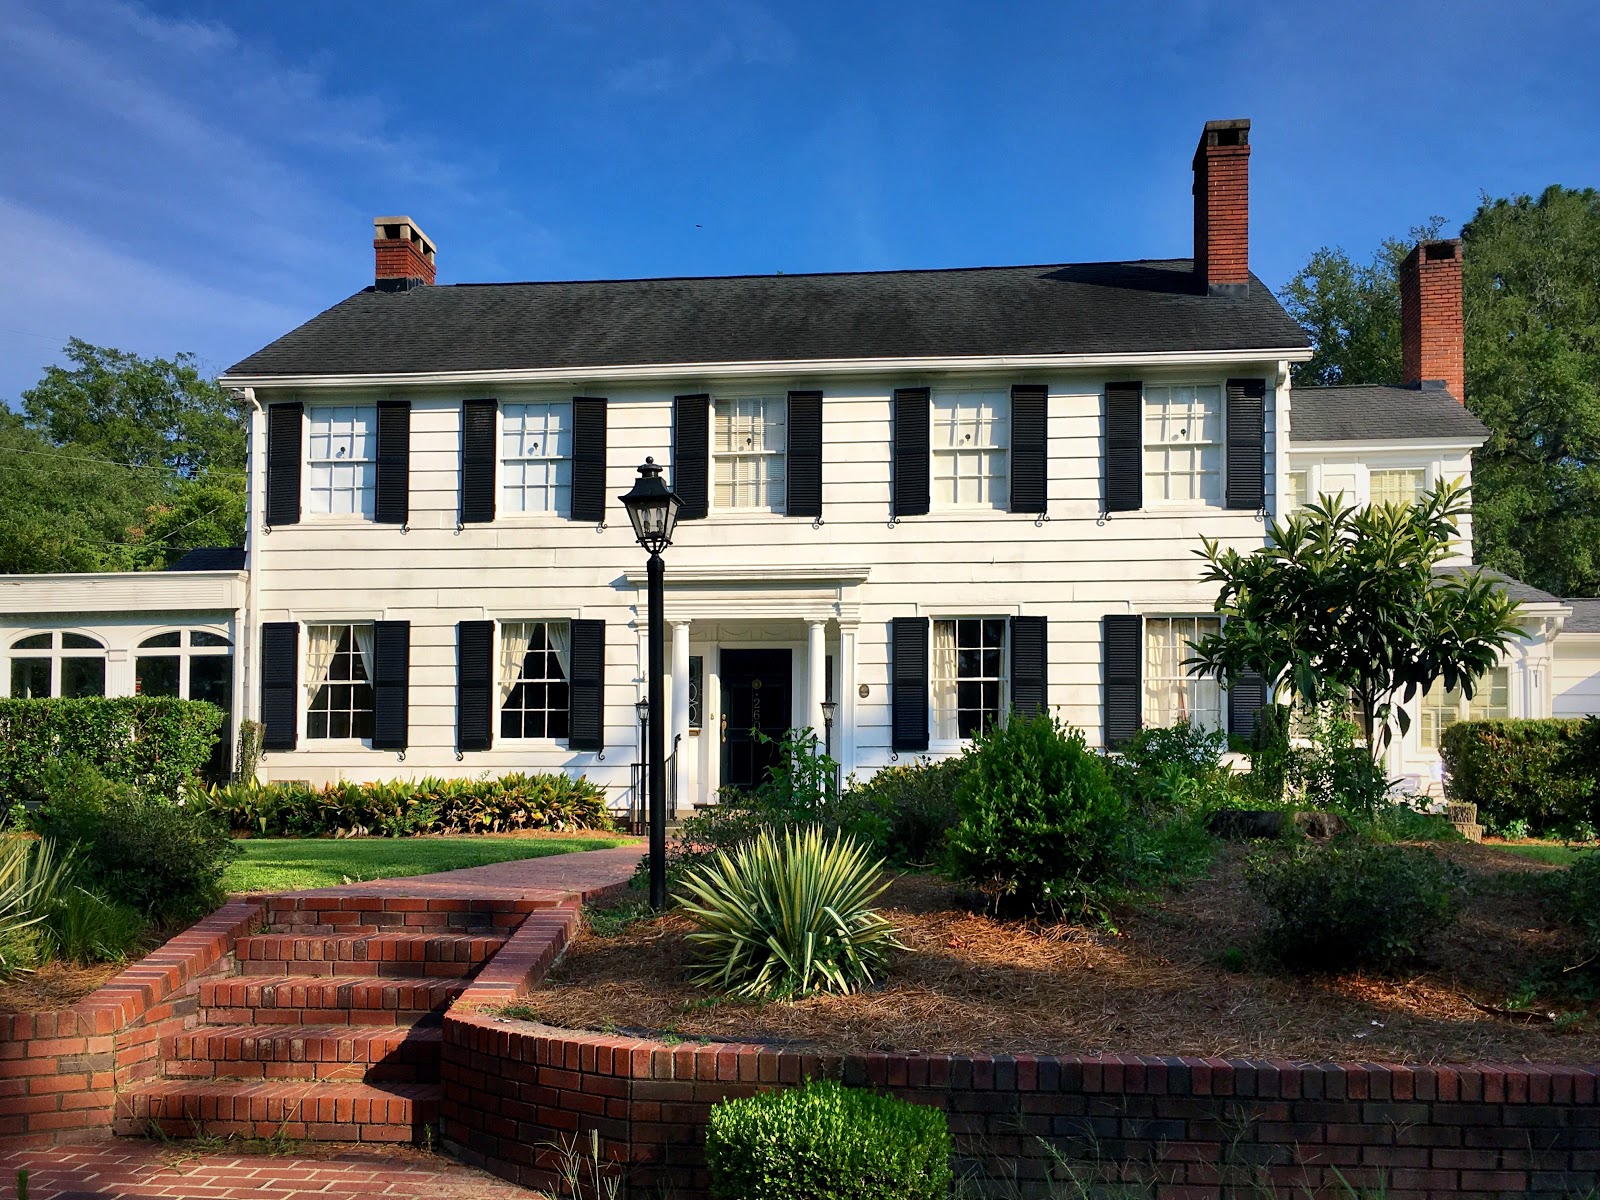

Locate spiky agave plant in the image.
[0,834,69,978]
[674,825,904,1000]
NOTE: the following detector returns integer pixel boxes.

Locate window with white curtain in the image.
[932,618,1007,740]
[1370,468,1426,509]
[8,631,107,699]
[1286,471,1308,513]
[1144,617,1224,731]
[932,389,1008,508]
[307,407,377,517]
[502,402,573,514]
[713,396,786,511]
[305,624,374,739]
[1144,385,1223,504]
[1419,667,1509,750]
[500,621,570,740]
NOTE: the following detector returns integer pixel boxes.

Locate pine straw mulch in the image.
[508,840,1600,1064]
[0,958,128,1014]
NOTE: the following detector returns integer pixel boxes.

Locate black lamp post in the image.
[819,698,838,795]
[634,698,650,836]
[619,457,682,911]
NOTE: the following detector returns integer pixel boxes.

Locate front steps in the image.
[115,893,538,1144]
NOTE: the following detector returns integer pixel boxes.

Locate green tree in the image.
[1277,189,1600,597]
[1187,482,1524,758]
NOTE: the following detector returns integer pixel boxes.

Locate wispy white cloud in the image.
[602,0,797,94]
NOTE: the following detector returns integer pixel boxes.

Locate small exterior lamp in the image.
[819,698,838,792]
[633,697,650,837]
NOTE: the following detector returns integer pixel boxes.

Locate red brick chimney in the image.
[1400,239,1465,403]
[373,216,436,292]
[1192,119,1251,296]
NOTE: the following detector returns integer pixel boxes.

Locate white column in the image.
[838,622,859,778]
[671,620,691,812]
[807,619,827,748]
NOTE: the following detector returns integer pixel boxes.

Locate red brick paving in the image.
[0,1140,540,1198]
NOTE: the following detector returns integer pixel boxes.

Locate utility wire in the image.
[0,440,247,480]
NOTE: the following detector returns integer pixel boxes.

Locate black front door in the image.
[720,649,793,792]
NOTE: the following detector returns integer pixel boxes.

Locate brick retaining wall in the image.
[0,899,263,1145]
[440,913,1600,1200]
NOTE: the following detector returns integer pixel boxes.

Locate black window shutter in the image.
[1229,669,1267,741]
[461,399,497,524]
[457,621,494,752]
[567,619,606,751]
[259,622,299,751]
[1010,385,1048,515]
[891,616,929,752]
[266,403,303,527]
[1226,378,1267,511]
[786,391,823,519]
[672,395,709,520]
[1103,614,1143,749]
[1104,382,1143,513]
[570,397,608,524]
[375,401,410,526]
[370,621,410,750]
[892,388,930,519]
[1009,616,1048,720]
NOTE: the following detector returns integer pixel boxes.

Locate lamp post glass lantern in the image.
[819,699,837,794]
[620,458,683,911]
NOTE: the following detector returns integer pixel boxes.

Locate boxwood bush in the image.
[840,756,964,864]
[705,1080,952,1200]
[1440,717,1599,838]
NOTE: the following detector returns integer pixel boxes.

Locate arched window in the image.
[8,631,107,698]
[135,629,233,706]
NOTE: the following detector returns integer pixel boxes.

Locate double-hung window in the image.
[305,624,374,740]
[1370,468,1426,509]
[1144,385,1223,504]
[1144,616,1224,731]
[502,401,572,515]
[307,407,377,517]
[1419,667,1509,750]
[933,389,1008,509]
[932,618,1007,739]
[713,396,786,511]
[499,621,571,740]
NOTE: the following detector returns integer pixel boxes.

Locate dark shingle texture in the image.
[165,546,246,572]
[1563,598,1600,633]
[225,260,1310,378]
[1436,565,1560,606]
[1292,384,1488,443]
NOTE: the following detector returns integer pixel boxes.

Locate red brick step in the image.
[114,1080,438,1143]
[235,932,506,977]
[163,1024,442,1083]
[199,974,467,1025]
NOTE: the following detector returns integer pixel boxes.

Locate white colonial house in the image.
[3,119,1595,812]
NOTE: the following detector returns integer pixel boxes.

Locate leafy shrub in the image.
[192,771,614,837]
[705,1080,952,1200]
[1246,842,1465,968]
[841,756,964,864]
[1111,721,1237,818]
[30,761,237,923]
[0,834,68,978]
[944,713,1128,918]
[1542,851,1600,975]
[39,886,148,964]
[0,697,224,802]
[1292,705,1390,815]
[675,825,902,999]
[1441,717,1599,838]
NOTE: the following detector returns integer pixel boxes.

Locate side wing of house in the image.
[1554,600,1600,718]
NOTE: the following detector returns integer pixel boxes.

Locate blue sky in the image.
[2,0,1596,401]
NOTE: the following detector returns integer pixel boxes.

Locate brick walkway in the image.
[0,1141,537,1198]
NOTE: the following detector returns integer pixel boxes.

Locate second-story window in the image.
[1370,468,1426,509]
[933,389,1008,508]
[1145,385,1222,505]
[502,401,572,515]
[308,406,377,517]
[714,396,786,511]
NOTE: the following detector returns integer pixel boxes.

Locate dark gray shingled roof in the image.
[1437,566,1561,606]
[165,546,246,572]
[224,259,1310,378]
[1291,384,1489,443]
[1564,598,1600,633]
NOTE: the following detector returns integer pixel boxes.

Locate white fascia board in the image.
[1289,438,1485,455]
[220,346,1315,391]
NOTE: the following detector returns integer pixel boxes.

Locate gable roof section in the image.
[1291,384,1488,443]
[165,546,246,572]
[224,259,1310,379]
[1563,598,1600,633]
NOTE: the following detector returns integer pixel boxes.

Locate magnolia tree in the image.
[1187,481,1524,757]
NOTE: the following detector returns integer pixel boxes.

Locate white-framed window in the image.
[1286,471,1308,513]
[1419,666,1509,750]
[1370,468,1426,509]
[932,618,1007,740]
[7,631,107,699]
[135,629,233,707]
[713,395,786,511]
[1144,616,1224,731]
[932,389,1008,509]
[502,401,573,515]
[1144,384,1223,505]
[499,621,571,740]
[307,406,377,517]
[305,624,374,740]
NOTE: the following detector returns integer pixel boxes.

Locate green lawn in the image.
[223,835,634,892]
[1490,841,1597,868]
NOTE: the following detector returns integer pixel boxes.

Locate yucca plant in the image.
[675,825,903,1000]
[0,834,69,978]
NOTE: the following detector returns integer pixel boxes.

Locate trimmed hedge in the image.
[193,772,614,837]
[1440,718,1599,838]
[0,698,224,802]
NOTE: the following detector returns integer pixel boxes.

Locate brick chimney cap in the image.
[373,216,436,262]
[1403,238,1462,266]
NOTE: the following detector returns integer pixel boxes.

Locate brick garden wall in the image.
[440,914,1600,1200]
[0,899,262,1145]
